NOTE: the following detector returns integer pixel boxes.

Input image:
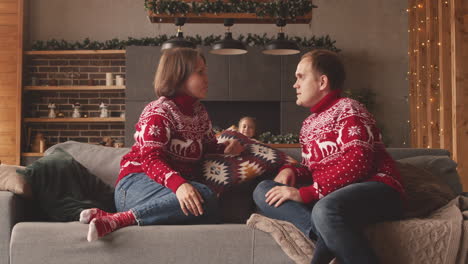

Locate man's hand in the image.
[265,186,303,207]
[273,168,296,187]
[176,183,204,216]
[223,139,245,155]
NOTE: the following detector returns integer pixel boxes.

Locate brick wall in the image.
[26,54,125,86]
[23,54,126,150]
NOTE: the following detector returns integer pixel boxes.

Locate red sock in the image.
[79,208,113,224]
[87,210,136,242]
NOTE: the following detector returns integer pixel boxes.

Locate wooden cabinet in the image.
[203,47,230,101]
[229,46,281,101]
[126,46,161,101]
[281,53,303,101]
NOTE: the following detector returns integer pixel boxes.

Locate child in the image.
[238,116,256,138]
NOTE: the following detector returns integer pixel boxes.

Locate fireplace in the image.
[202,101,281,135]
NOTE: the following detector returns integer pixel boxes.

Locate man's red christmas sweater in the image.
[281,90,405,204]
[116,95,225,193]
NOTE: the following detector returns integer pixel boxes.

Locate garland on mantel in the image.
[31,35,340,52]
[144,0,317,20]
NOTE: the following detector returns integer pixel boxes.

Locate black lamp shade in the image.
[161,32,196,50]
[263,32,300,55]
[210,32,247,55]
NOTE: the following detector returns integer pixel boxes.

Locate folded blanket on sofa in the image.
[247,195,468,264]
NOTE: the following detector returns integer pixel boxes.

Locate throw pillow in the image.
[397,155,462,195]
[0,164,32,197]
[395,161,456,218]
[202,130,297,194]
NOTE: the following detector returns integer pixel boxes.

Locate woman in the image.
[81,48,244,242]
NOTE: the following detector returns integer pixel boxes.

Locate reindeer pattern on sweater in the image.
[283,96,404,204]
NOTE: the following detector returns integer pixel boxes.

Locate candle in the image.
[106,73,113,86]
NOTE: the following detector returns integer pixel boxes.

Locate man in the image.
[253,49,404,264]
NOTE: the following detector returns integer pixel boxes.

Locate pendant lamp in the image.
[210,18,247,55]
[161,17,196,50]
[263,19,300,55]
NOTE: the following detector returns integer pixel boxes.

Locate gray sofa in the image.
[1,142,465,264]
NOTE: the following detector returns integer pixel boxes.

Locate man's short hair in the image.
[301,49,346,90]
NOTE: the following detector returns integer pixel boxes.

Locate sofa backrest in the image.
[45,141,130,187]
[45,141,462,195]
[277,147,462,195]
[277,147,451,162]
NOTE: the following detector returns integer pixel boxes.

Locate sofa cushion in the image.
[219,179,260,223]
[0,164,31,197]
[396,161,456,218]
[10,222,293,264]
[397,155,462,195]
[202,130,297,194]
[44,141,130,187]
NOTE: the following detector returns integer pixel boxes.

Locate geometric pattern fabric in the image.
[202,130,297,194]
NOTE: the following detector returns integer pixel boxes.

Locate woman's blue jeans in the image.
[253,180,403,264]
[115,173,220,226]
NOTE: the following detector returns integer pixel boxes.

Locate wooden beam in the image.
[24,50,126,55]
[416,1,428,148]
[438,0,453,154]
[450,0,468,191]
[425,0,440,148]
[0,0,22,165]
[24,85,126,91]
[146,0,313,24]
[24,117,125,123]
[409,0,418,147]
[148,12,312,24]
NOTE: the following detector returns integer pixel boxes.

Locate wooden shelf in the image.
[24,50,126,55]
[148,12,312,24]
[24,117,125,123]
[21,152,44,157]
[24,85,126,91]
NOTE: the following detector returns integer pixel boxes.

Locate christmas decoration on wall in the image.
[257,132,299,144]
[31,35,340,53]
[99,102,109,118]
[47,103,56,118]
[144,0,317,21]
[72,102,81,118]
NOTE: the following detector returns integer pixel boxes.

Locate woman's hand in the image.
[223,139,245,155]
[265,186,303,207]
[273,168,296,187]
[176,183,204,216]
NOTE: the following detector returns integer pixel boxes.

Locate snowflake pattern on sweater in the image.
[116,95,225,193]
[281,91,404,204]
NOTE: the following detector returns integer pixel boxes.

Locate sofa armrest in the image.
[0,191,26,264]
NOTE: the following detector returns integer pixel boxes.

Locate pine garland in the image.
[258,132,299,144]
[31,35,340,52]
[145,0,317,20]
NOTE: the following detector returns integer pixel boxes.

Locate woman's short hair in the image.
[301,49,346,90]
[154,48,206,97]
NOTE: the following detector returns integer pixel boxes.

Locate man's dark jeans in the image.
[253,180,402,264]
